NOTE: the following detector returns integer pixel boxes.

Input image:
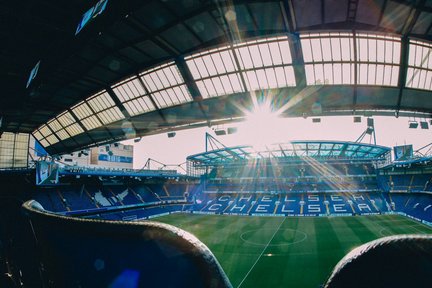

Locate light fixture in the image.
[134,137,142,143]
[227,127,237,134]
[420,121,429,129]
[312,118,321,123]
[214,129,226,136]
[409,121,418,129]
[167,132,176,138]
[353,116,361,123]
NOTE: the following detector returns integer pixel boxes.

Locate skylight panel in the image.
[72,101,103,130]
[356,34,401,86]
[64,123,84,137]
[123,97,155,116]
[57,112,75,127]
[87,91,115,112]
[45,134,59,145]
[301,33,355,85]
[112,77,146,102]
[33,131,43,142]
[406,40,432,90]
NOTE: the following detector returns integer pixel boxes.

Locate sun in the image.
[241,102,284,149]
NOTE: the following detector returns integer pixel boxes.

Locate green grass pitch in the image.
[155,214,432,288]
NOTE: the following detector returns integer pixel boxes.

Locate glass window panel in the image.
[219,75,233,94]
[376,40,385,62]
[426,71,432,90]
[57,112,75,127]
[384,65,393,86]
[321,38,331,62]
[33,131,43,141]
[221,51,236,72]
[256,69,269,89]
[48,119,63,132]
[284,66,296,86]
[169,65,183,84]
[368,39,377,62]
[342,63,352,84]
[305,64,315,85]
[203,78,217,97]
[376,64,384,85]
[259,43,273,66]
[358,38,368,62]
[274,66,286,87]
[333,63,342,84]
[39,139,49,147]
[211,52,226,74]
[39,125,51,137]
[331,38,341,61]
[249,45,263,68]
[314,64,324,84]
[65,123,84,136]
[236,47,251,69]
[358,63,368,84]
[268,42,283,65]
[385,41,394,63]
[278,41,292,64]
[56,129,69,140]
[390,66,399,86]
[196,81,209,98]
[368,64,377,85]
[46,134,59,145]
[194,57,209,78]
[311,39,322,62]
[406,67,414,87]
[265,68,278,88]
[212,76,225,94]
[245,71,260,90]
[392,42,401,64]
[302,39,313,63]
[228,74,243,93]
[340,38,352,61]
[202,54,217,76]
[187,60,200,79]
[323,64,333,84]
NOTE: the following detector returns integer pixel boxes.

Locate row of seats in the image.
[34,183,190,213]
[191,192,388,216]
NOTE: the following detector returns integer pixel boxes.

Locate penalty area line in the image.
[237,217,286,288]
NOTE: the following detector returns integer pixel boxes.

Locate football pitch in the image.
[155,214,432,288]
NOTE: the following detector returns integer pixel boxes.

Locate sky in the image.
[123,115,432,169]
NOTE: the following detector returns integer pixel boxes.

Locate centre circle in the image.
[240,228,307,246]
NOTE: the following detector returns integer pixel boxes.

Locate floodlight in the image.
[353,116,361,123]
[409,121,418,129]
[420,121,429,129]
[167,132,176,138]
[312,118,321,123]
[367,118,374,127]
[365,127,374,135]
[214,129,226,136]
[227,127,237,134]
[134,137,142,143]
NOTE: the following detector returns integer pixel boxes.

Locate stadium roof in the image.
[187,140,392,165]
[1,0,432,155]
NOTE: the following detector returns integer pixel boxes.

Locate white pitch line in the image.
[237,217,286,288]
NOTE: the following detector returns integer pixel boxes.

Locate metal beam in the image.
[396,35,409,116]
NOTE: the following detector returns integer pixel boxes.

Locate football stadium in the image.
[1,0,432,287]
